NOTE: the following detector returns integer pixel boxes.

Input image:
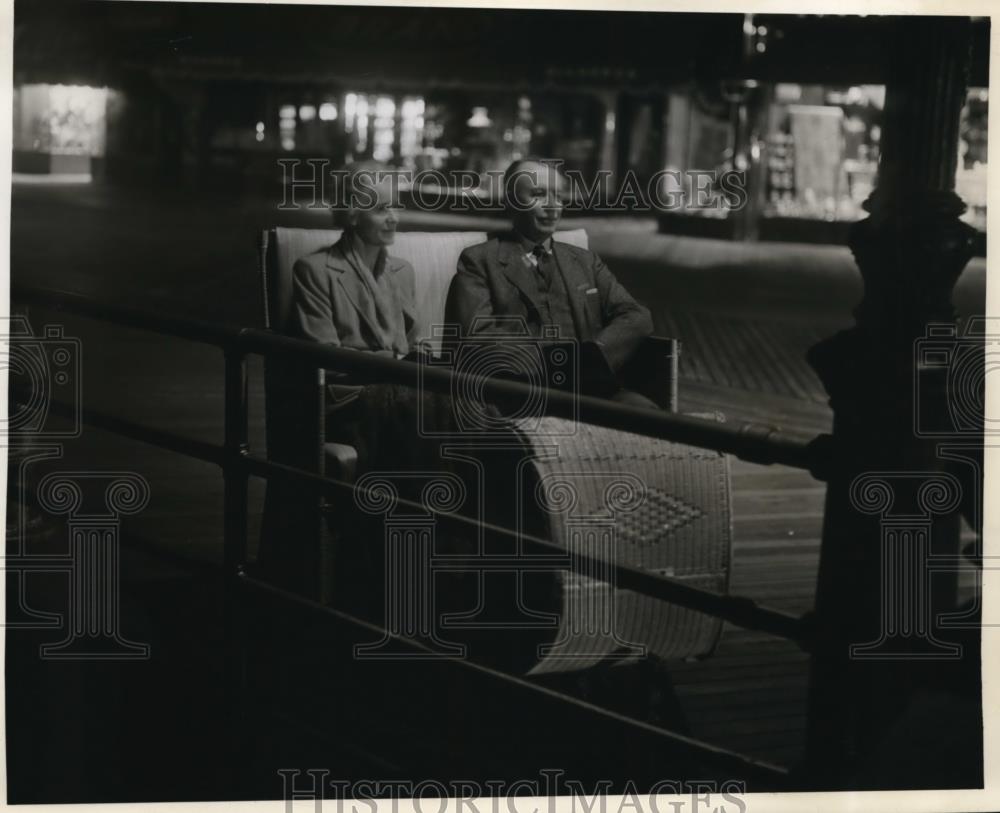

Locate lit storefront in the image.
[659,78,987,244]
[12,84,117,178]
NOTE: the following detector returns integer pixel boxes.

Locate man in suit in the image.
[445,158,656,407]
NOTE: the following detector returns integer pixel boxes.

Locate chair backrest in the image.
[260,227,589,354]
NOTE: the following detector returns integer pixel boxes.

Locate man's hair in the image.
[332,159,393,230]
[502,156,563,207]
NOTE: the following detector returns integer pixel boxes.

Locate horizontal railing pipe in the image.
[13,285,245,347]
[13,286,830,476]
[42,397,226,466]
[238,328,830,476]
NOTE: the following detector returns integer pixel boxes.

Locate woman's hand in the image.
[401,340,435,364]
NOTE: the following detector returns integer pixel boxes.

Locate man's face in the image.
[351,175,401,247]
[508,161,565,242]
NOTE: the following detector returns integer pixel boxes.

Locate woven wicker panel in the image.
[514,417,732,674]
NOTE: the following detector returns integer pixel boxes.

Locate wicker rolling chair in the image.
[254,227,730,668]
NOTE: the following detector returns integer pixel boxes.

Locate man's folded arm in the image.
[590,252,653,371]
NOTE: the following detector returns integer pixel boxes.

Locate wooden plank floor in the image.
[661,457,821,768]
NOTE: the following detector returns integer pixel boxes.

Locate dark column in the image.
[804,17,980,787]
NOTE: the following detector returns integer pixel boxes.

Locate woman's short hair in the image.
[331,159,393,230]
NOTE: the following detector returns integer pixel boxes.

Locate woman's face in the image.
[351,176,402,246]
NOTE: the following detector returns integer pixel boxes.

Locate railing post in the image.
[222,345,250,781]
[224,347,250,575]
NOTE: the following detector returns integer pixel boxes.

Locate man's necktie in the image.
[532,244,554,289]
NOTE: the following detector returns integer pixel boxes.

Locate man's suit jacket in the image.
[444,232,652,372]
[291,236,419,355]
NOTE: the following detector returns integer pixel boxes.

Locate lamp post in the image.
[805,16,979,787]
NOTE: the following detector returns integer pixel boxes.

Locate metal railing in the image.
[13,284,833,785]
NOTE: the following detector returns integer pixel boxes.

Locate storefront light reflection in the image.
[15,84,110,155]
[466,106,491,128]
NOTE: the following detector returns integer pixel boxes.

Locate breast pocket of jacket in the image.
[580,285,602,328]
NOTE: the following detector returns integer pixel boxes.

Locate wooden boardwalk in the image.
[664,457,822,769]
